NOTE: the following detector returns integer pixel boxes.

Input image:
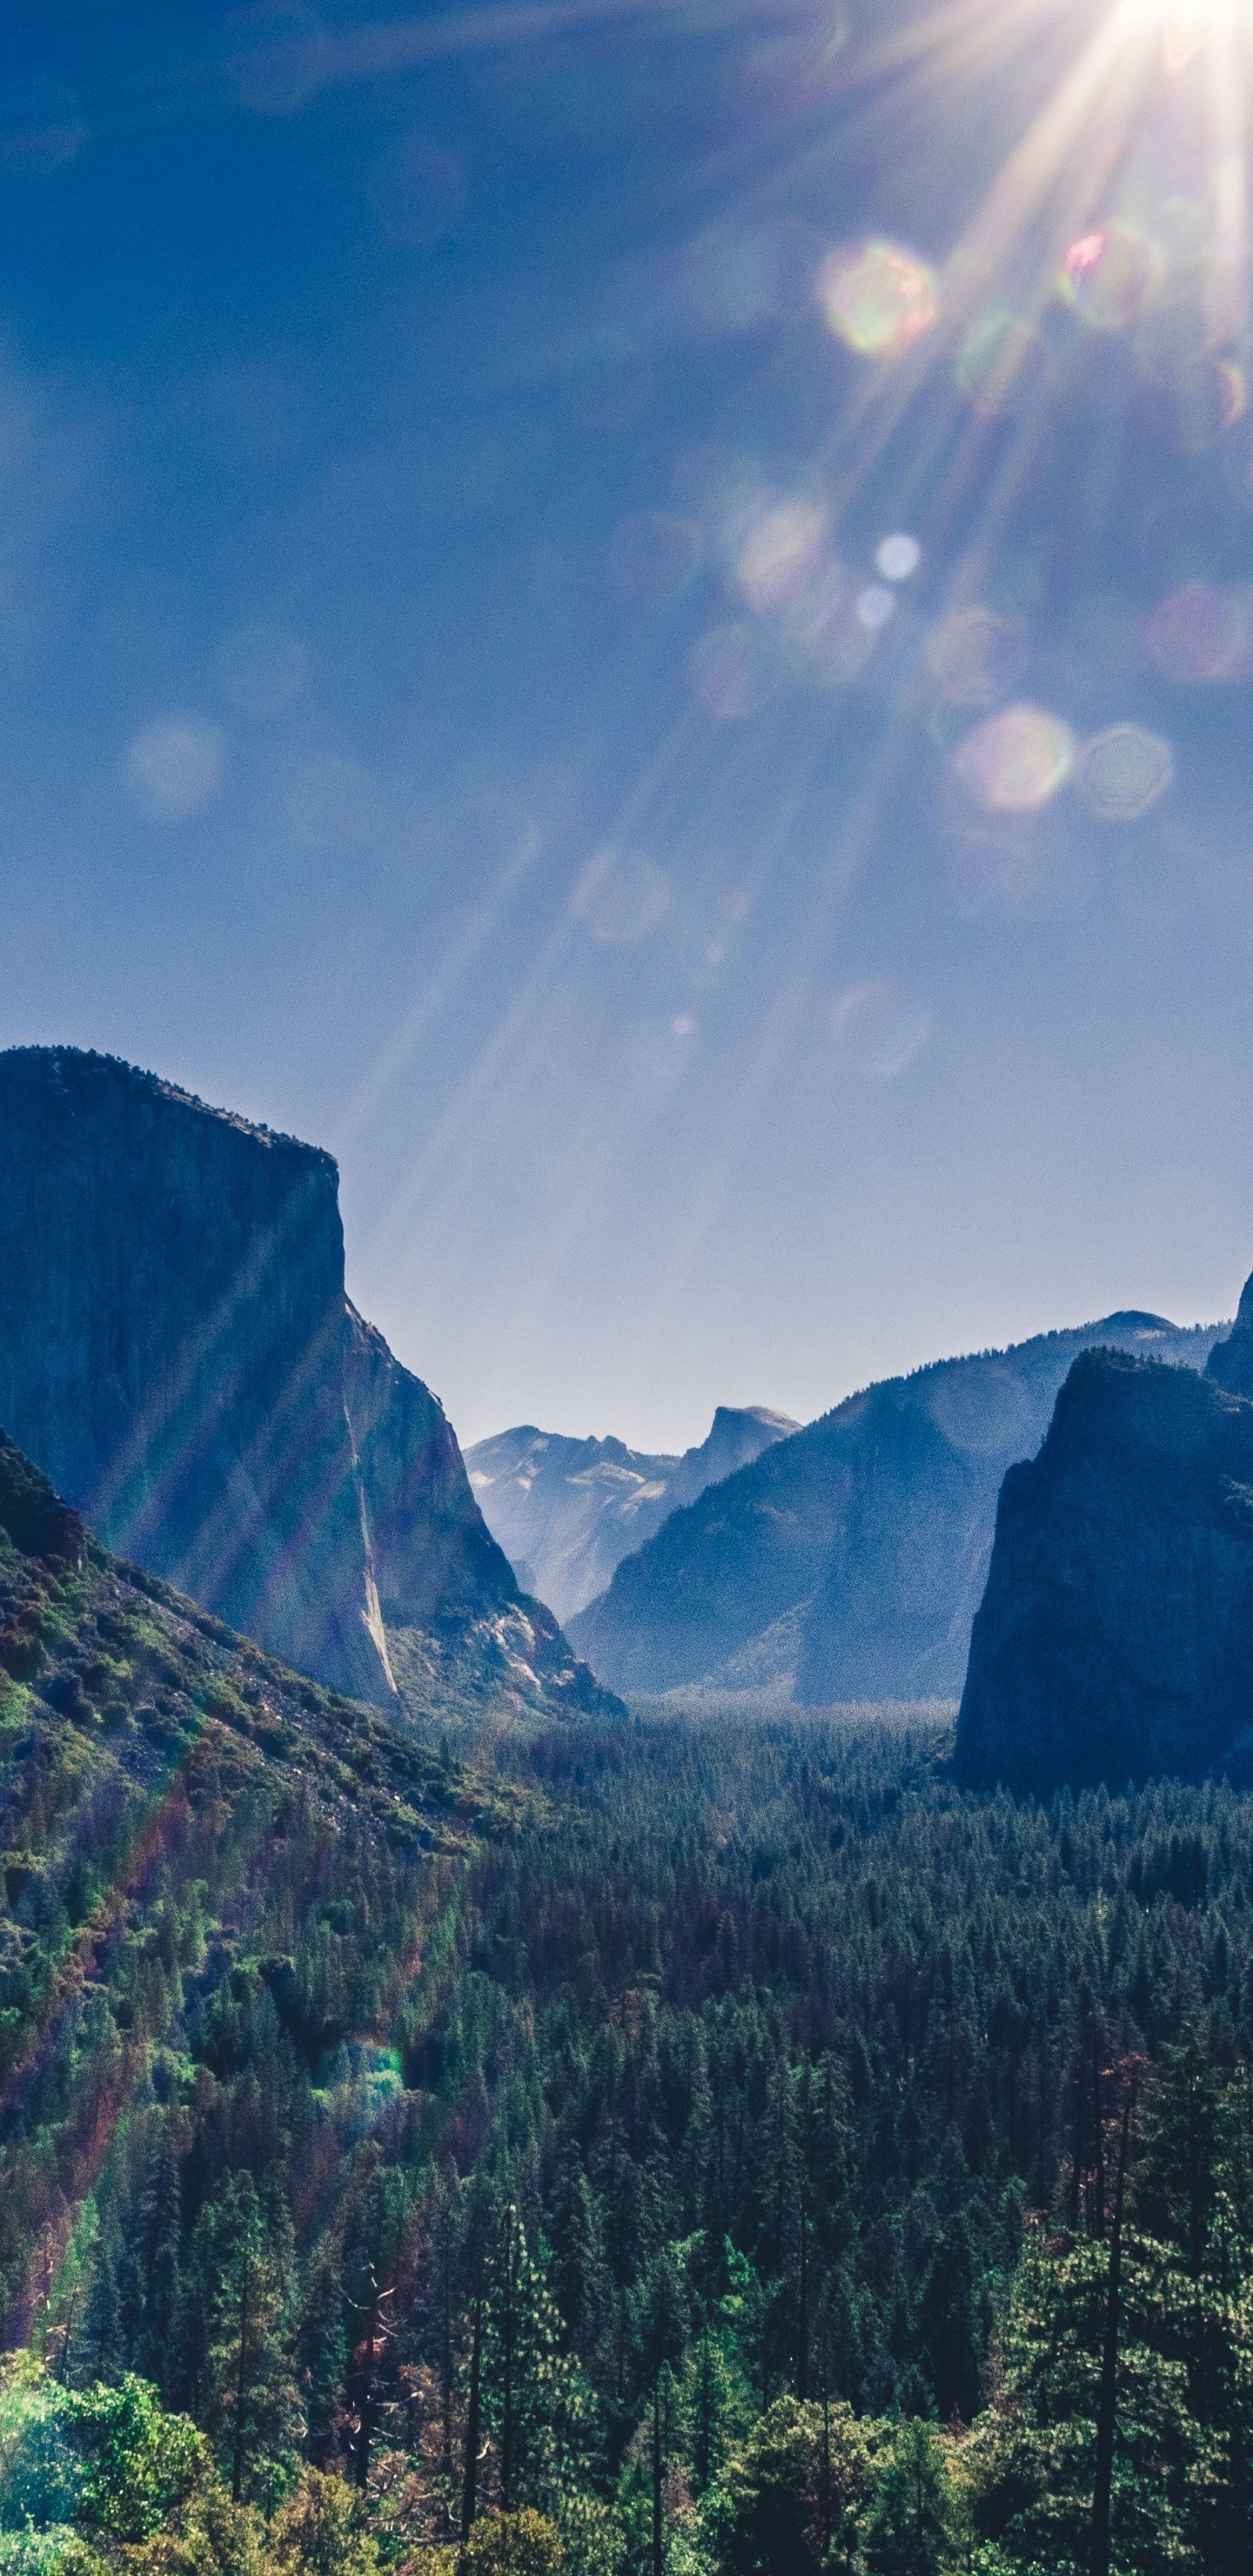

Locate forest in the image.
[3,1522,1253,2576]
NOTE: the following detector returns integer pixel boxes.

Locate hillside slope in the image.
[466,1404,797,1620]
[568,1311,1223,1697]
[0,1426,486,2346]
[0,1047,611,1724]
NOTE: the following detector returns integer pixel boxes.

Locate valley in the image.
[0,1043,1252,2573]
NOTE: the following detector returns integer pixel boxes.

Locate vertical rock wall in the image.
[0,1047,601,1714]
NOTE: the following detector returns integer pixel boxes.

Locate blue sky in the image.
[2,0,1252,1450]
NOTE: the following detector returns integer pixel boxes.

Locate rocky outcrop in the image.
[0,1046,614,1720]
[466,1404,797,1622]
[567,1313,1223,1700]
[954,1343,1253,1794]
[1207,1270,1253,1399]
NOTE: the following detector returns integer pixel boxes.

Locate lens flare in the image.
[856,582,896,629]
[734,499,828,613]
[1147,582,1253,681]
[1078,724,1175,821]
[745,1,849,88]
[833,979,932,1078]
[781,563,879,684]
[1059,222,1159,332]
[690,621,778,718]
[927,606,1027,708]
[1163,0,1209,74]
[956,312,1050,417]
[817,239,939,356]
[1171,356,1246,452]
[876,532,921,581]
[125,716,226,822]
[954,704,1075,812]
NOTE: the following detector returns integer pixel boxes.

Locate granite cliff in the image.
[466,1404,797,1621]
[568,1311,1223,1699]
[0,1046,612,1721]
[1205,1266,1253,1399]
[954,1336,1253,1792]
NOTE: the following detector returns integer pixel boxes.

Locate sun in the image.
[1159,0,1229,71]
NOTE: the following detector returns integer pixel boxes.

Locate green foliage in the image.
[702,2395,881,2576]
[266,2470,380,2573]
[9,1690,1253,2573]
[550,2494,620,2576]
[65,2379,204,2543]
[459,2512,564,2576]
[190,2176,300,2511]
[963,2070,1253,2576]
[478,2207,592,2518]
[0,2365,258,2575]
[862,2422,956,2576]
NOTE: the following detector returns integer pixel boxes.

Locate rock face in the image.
[568,1312,1223,1699]
[466,1405,797,1622]
[954,1338,1253,1794]
[0,1047,613,1720]
[1206,1269,1253,1399]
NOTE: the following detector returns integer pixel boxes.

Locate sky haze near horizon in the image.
[2,0,1253,1450]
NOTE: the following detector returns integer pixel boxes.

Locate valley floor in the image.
[2,1689,1251,2573]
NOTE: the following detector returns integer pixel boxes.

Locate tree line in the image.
[6,1705,1253,2569]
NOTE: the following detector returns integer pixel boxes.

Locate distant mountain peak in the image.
[466,1403,799,1621]
[567,1306,1226,1702]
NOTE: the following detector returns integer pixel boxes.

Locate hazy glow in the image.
[954,705,1075,813]
[124,717,226,823]
[782,563,879,683]
[734,499,828,613]
[816,239,940,354]
[569,846,672,943]
[1078,724,1176,821]
[10,0,1253,1451]
[928,607,1027,708]
[690,620,778,718]
[834,979,932,1078]
[1059,222,1160,330]
[955,312,1050,415]
[1172,357,1246,452]
[1163,0,1211,76]
[1147,582,1253,680]
[876,532,921,580]
[856,582,896,630]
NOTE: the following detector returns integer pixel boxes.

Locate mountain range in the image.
[466,1405,797,1620]
[567,1309,1225,1700]
[0,1047,613,1726]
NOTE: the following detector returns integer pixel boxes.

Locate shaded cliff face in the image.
[466,1404,797,1621]
[1207,1271,1253,1399]
[0,1047,613,1721]
[954,1346,1253,1794]
[567,1312,1223,1699]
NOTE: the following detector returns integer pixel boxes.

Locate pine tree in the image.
[195,2170,302,2506]
[863,2420,955,2576]
[299,2254,348,2466]
[481,2202,591,2516]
